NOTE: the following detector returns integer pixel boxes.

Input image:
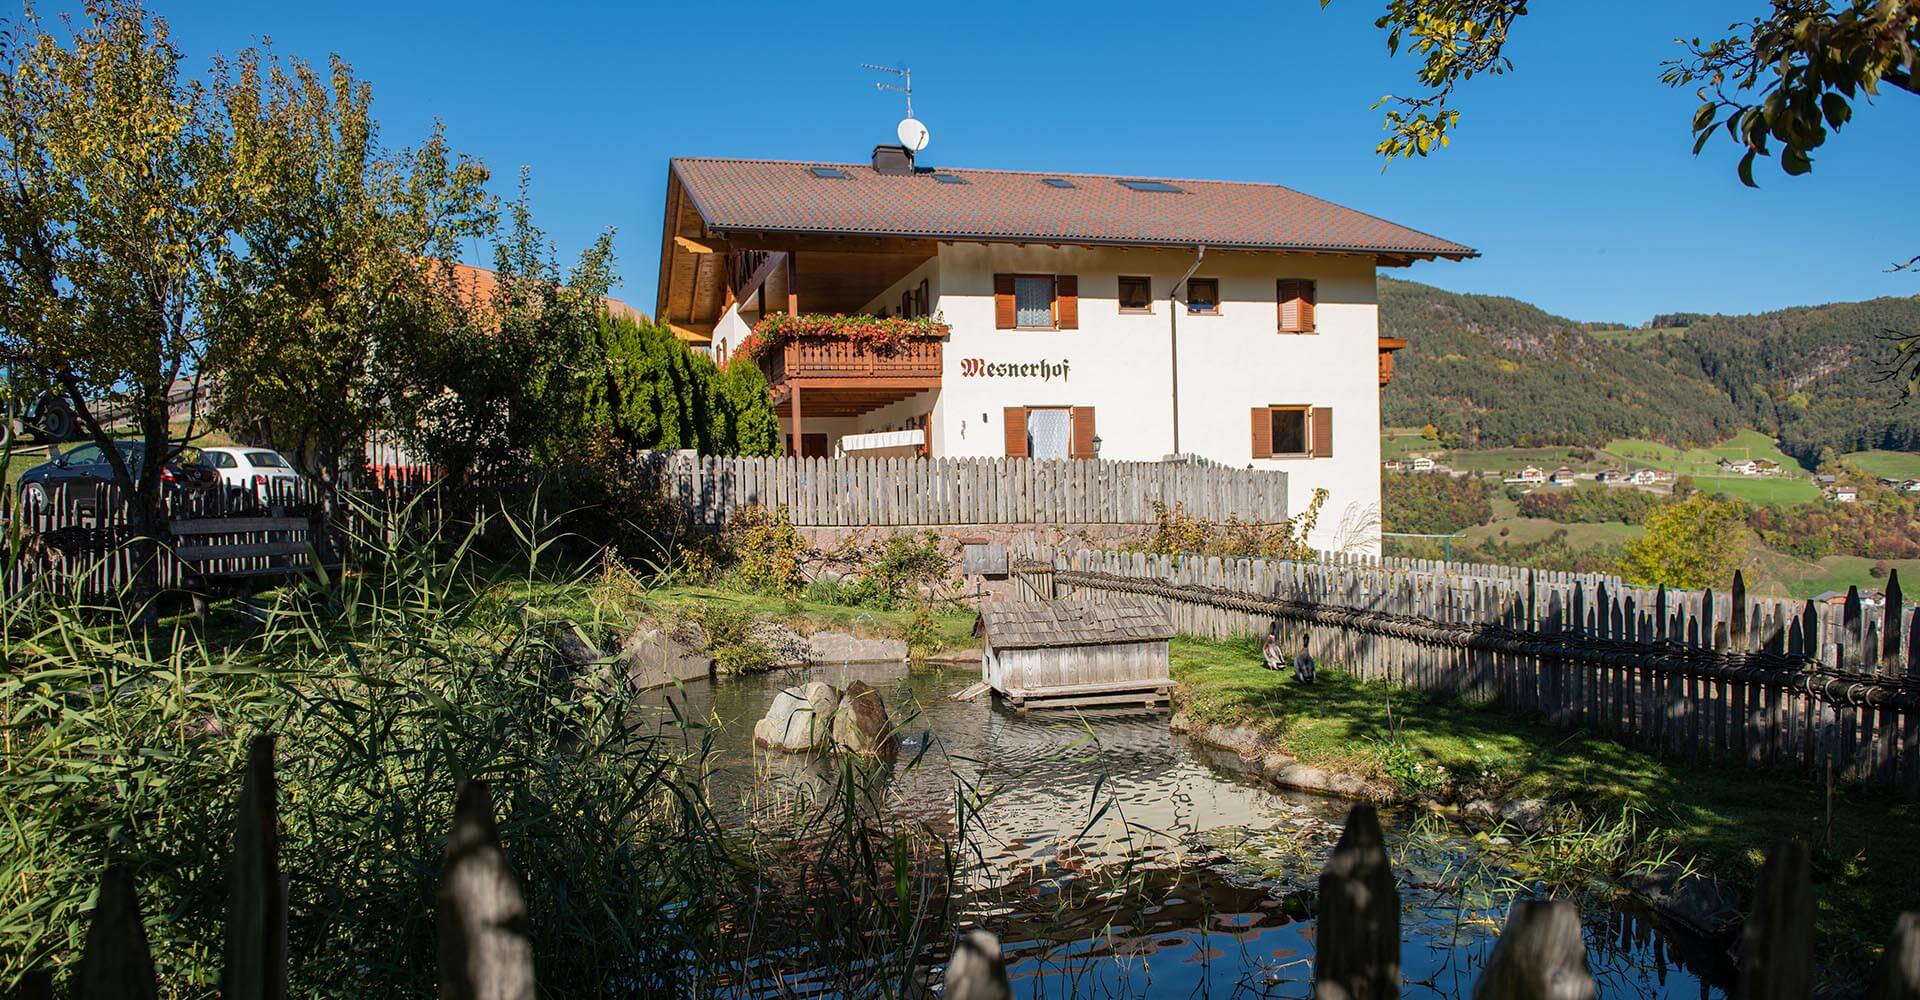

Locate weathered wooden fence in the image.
[1,482,327,599]
[1034,548,1920,798]
[637,453,1289,527]
[19,745,1916,998]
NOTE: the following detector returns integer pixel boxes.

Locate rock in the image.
[749,619,812,667]
[808,631,908,663]
[753,683,838,754]
[1622,869,1746,941]
[831,679,894,757]
[1498,798,1553,834]
[1463,799,1501,825]
[922,646,983,665]
[1264,761,1386,801]
[618,627,714,691]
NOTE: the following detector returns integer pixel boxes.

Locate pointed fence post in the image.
[438,781,534,1000]
[225,734,285,1000]
[1736,840,1813,1000]
[1314,804,1398,1000]
[1472,898,1596,1000]
[74,864,157,1000]
[944,929,1013,1000]
[1883,569,1904,664]
[1869,913,1920,1000]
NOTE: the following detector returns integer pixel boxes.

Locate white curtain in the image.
[1014,276,1054,328]
[1027,408,1070,460]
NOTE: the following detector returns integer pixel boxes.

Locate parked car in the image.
[16,440,220,511]
[198,447,303,503]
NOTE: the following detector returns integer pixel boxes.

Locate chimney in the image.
[871,144,915,176]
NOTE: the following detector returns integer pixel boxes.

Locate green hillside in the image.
[1380,279,1920,467]
[1378,278,1743,448]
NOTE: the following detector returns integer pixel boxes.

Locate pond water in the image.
[642,662,1728,998]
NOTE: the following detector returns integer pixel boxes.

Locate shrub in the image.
[1134,489,1329,560]
[1620,493,1749,589]
[724,504,808,596]
[841,531,948,611]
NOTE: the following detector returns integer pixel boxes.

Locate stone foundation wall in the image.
[794,522,1144,607]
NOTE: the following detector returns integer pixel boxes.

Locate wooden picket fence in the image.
[1032,548,1920,798]
[16,741,1917,998]
[635,452,1290,528]
[0,481,327,600]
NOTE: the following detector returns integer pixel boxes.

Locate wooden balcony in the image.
[762,336,943,419]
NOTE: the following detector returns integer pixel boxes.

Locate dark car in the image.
[16,440,220,511]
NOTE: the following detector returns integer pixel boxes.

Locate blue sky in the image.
[121,1,1919,323]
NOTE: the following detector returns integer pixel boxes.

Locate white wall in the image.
[928,243,1383,553]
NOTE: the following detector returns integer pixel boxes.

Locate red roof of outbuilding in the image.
[670,158,1476,259]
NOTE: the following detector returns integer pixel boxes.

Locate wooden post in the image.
[438,781,535,1000]
[224,735,286,1000]
[1736,840,1813,1000]
[944,929,1013,1000]
[1870,913,1920,1000]
[1472,898,1596,1000]
[74,864,158,1000]
[791,385,805,460]
[785,251,798,317]
[1314,804,1398,1000]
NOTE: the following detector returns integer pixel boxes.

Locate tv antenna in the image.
[863,63,914,118]
[864,63,930,152]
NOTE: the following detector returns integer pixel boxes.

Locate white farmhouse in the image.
[655,149,1475,550]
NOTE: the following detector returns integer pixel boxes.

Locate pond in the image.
[643,661,1728,998]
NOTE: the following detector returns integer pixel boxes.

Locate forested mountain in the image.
[1377,278,1742,447]
[1379,278,1920,464]
[1651,297,1920,463]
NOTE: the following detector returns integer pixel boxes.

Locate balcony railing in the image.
[759,335,943,385]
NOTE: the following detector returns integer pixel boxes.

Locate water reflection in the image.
[641,662,1726,998]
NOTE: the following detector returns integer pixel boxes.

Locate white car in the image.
[199,447,302,502]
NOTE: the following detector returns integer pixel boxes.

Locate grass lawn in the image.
[1744,547,1920,599]
[1604,429,1805,479]
[1381,427,1435,461]
[1691,474,1821,506]
[1844,450,1920,481]
[1461,517,1642,548]
[1169,634,1917,968]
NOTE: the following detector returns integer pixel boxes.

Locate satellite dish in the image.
[897,117,930,152]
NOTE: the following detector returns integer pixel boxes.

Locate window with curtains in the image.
[1026,407,1072,460]
[1118,275,1152,312]
[1014,275,1055,328]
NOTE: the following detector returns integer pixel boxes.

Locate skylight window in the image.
[932,173,967,184]
[807,166,849,179]
[1118,179,1182,193]
[1042,177,1076,189]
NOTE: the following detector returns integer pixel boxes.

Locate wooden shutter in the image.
[1003,407,1029,457]
[1069,406,1095,458]
[1251,407,1272,459]
[1278,279,1316,333]
[994,274,1016,329]
[1311,406,1334,457]
[1056,275,1078,329]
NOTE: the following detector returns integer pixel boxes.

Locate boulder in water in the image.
[753,682,840,753]
[830,679,894,757]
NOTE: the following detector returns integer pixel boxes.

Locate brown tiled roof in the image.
[974,598,1175,650]
[438,261,645,322]
[671,158,1475,259]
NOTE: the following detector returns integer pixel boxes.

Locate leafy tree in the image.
[386,173,615,483]
[1619,493,1750,589]
[0,1,233,534]
[1381,470,1491,533]
[1341,0,1916,182]
[207,48,492,491]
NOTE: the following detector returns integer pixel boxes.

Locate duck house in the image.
[973,598,1174,711]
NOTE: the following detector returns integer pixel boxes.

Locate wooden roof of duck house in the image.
[973,598,1175,711]
[973,598,1174,649]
